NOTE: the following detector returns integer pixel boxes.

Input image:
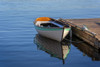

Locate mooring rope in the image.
[64,38,85,43]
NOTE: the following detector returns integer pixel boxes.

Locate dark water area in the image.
[0,0,100,67]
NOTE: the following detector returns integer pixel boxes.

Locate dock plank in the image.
[57,18,100,49]
[66,18,100,40]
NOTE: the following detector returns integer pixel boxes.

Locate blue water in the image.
[0,0,100,67]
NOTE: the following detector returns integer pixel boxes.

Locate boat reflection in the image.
[34,34,71,64]
[72,36,100,61]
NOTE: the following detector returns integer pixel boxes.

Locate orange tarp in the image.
[36,17,51,21]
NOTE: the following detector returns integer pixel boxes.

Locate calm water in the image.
[0,0,100,67]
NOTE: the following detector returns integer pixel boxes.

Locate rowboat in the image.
[34,17,70,42]
[34,34,71,64]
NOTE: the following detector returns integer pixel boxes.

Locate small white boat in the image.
[34,17,70,42]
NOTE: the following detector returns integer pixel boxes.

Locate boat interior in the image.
[40,23,59,27]
[35,21,69,28]
[40,23,69,28]
[35,21,59,27]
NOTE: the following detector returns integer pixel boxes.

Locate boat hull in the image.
[35,26,70,42]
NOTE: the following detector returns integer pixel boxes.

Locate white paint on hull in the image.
[63,29,70,39]
[36,29,63,42]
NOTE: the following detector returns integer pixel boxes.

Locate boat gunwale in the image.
[34,25,64,31]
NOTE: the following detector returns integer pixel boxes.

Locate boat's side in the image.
[35,25,63,42]
[63,28,71,39]
[34,25,71,42]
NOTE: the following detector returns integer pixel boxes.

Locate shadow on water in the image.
[72,35,100,61]
[34,34,71,64]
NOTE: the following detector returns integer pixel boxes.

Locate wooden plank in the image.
[57,18,100,49]
[67,18,100,41]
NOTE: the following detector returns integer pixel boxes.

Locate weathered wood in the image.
[57,18,100,49]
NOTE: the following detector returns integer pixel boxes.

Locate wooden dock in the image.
[57,18,100,49]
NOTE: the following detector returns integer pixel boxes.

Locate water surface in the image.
[0,0,100,67]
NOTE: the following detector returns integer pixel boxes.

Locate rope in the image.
[64,38,85,43]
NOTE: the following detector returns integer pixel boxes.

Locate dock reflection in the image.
[72,36,100,61]
[34,34,71,64]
